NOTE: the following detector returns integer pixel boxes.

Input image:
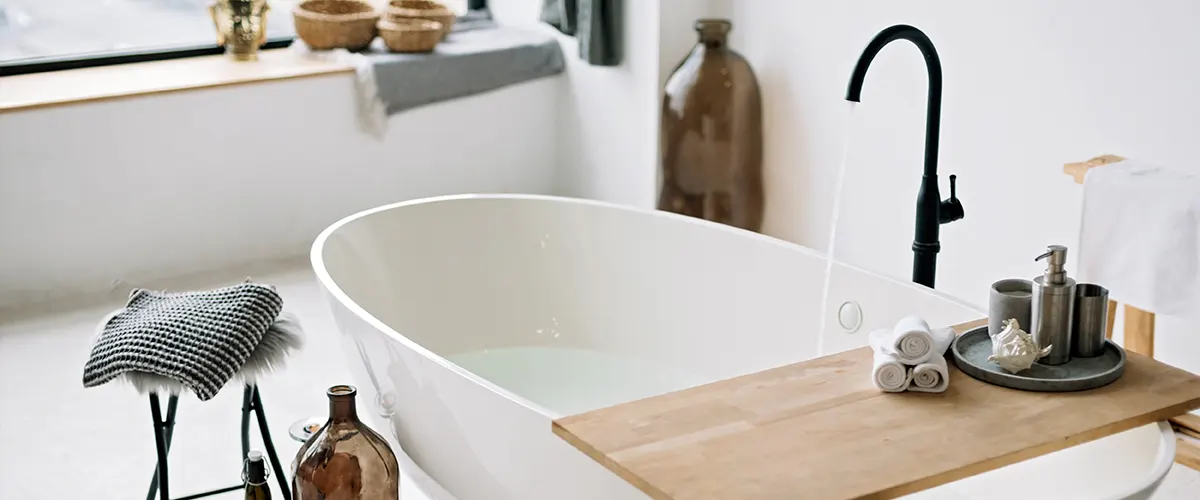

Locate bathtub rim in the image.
[1104,421,1176,500]
[310,193,987,419]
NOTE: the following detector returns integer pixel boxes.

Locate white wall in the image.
[491,0,725,208]
[0,74,559,307]
[0,0,717,308]
[492,0,661,207]
[725,0,1200,373]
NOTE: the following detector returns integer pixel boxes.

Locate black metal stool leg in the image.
[251,386,293,500]
[146,395,179,500]
[142,386,292,500]
[163,395,179,448]
[147,393,170,500]
[241,384,253,460]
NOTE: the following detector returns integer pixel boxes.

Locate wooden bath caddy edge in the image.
[551,423,674,500]
[551,318,1200,499]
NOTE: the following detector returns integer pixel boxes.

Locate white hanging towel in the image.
[1077,159,1200,318]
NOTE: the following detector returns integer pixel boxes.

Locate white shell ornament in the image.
[986,318,1052,374]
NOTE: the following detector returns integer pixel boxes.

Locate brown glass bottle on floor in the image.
[659,18,764,232]
[245,451,272,500]
[292,385,399,500]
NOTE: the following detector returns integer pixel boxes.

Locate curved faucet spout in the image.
[844,24,960,289]
[845,24,942,178]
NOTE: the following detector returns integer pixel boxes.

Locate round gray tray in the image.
[950,326,1126,392]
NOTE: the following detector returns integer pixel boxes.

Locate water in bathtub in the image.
[448,347,707,416]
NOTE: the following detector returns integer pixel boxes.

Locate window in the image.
[0,0,487,76]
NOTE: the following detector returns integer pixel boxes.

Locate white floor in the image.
[0,261,1197,500]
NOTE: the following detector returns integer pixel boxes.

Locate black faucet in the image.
[845,24,964,289]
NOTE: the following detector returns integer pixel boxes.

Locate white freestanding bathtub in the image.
[312,194,1175,500]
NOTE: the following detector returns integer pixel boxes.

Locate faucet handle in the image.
[939,174,964,224]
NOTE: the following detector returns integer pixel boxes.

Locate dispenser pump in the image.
[1031,244,1076,366]
[1035,245,1069,285]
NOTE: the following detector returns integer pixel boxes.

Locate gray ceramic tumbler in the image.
[1072,284,1110,357]
[989,279,1033,336]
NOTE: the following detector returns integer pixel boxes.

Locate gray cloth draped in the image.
[540,0,622,66]
[366,25,565,115]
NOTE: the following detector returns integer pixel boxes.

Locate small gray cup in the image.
[990,278,1033,336]
[1072,284,1110,357]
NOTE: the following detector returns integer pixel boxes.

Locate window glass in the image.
[0,0,472,65]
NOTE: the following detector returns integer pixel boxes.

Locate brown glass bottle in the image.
[245,451,272,500]
[659,19,764,232]
[292,385,400,500]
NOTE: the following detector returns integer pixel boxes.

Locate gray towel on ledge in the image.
[82,282,283,401]
[364,25,565,115]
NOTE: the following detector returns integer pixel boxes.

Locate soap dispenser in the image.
[1030,245,1077,365]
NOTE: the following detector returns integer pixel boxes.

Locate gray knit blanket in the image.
[82,282,284,401]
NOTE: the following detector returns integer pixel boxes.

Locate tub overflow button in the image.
[838,301,863,333]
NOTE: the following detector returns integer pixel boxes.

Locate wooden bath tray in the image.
[551,319,1200,500]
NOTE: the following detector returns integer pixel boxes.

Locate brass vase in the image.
[659,19,764,232]
[292,385,400,500]
[209,0,271,61]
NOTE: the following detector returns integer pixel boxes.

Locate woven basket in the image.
[386,0,455,39]
[293,0,380,51]
[378,19,443,53]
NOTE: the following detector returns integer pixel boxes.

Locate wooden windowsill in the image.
[0,49,354,114]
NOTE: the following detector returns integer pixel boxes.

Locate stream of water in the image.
[815,102,859,356]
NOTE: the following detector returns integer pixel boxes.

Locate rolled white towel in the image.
[911,356,949,393]
[869,329,912,392]
[885,315,935,365]
[910,327,956,393]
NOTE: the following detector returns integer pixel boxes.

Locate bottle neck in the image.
[695,19,731,49]
[327,385,359,421]
[700,34,726,49]
[246,455,267,486]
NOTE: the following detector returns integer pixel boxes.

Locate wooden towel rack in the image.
[1065,154,1200,469]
